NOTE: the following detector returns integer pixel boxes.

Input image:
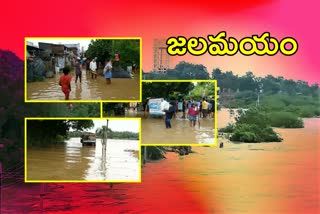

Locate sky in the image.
[88,119,139,133]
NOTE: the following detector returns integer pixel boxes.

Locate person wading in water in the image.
[75,58,82,84]
[187,103,199,127]
[164,102,175,128]
[59,67,72,100]
[103,59,112,85]
[90,58,97,79]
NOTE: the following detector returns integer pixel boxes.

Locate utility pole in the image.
[102,120,109,161]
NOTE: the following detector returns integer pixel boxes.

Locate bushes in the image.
[268,112,304,128]
[230,124,282,142]
[220,107,283,143]
[262,95,320,118]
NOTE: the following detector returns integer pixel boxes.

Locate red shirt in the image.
[59,75,71,91]
[188,107,199,116]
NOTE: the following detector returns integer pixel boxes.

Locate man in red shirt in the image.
[59,67,72,100]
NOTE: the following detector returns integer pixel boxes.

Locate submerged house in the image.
[37,42,80,69]
[38,42,67,68]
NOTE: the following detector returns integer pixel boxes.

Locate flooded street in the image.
[141,111,215,144]
[27,138,140,181]
[27,70,140,100]
[105,109,216,144]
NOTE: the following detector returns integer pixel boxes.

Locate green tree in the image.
[111,39,140,68]
[85,39,140,69]
[27,120,94,147]
[142,82,194,100]
[85,39,113,65]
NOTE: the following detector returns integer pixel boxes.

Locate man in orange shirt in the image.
[59,67,72,100]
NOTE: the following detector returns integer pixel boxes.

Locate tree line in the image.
[27,120,94,147]
[143,61,319,98]
[68,126,139,140]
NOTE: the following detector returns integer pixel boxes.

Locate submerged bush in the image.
[268,112,304,128]
[230,123,282,143]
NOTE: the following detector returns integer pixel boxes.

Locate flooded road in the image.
[27,138,140,181]
[141,112,215,144]
[27,70,140,100]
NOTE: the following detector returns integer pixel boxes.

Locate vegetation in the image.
[68,126,139,140]
[188,82,215,100]
[85,39,140,68]
[267,112,303,128]
[27,120,94,147]
[28,103,100,117]
[142,81,216,101]
[143,61,209,80]
[142,146,166,160]
[0,50,25,169]
[261,95,320,118]
[227,108,283,143]
[142,82,194,101]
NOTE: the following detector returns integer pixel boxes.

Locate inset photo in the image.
[25,118,141,182]
[141,80,217,145]
[25,37,141,102]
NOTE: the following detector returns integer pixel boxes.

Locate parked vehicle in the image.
[80,133,96,146]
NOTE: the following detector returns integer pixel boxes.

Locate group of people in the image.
[162,98,215,129]
[58,57,113,100]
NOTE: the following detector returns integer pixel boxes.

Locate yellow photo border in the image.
[24,117,142,183]
[140,79,217,147]
[24,37,142,103]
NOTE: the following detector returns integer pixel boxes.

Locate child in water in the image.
[59,67,71,100]
[187,103,199,127]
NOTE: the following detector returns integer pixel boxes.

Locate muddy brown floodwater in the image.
[141,111,215,144]
[27,138,140,181]
[3,109,319,213]
[27,69,140,100]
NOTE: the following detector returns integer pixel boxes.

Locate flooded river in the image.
[4,110,319,213]
[27,138,140,181]
[27,70,140,100]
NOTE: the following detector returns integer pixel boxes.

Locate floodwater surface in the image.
[27,70,140,100]
[4,110,319,214]
[141,111,215,144]
[27,138,140,181]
